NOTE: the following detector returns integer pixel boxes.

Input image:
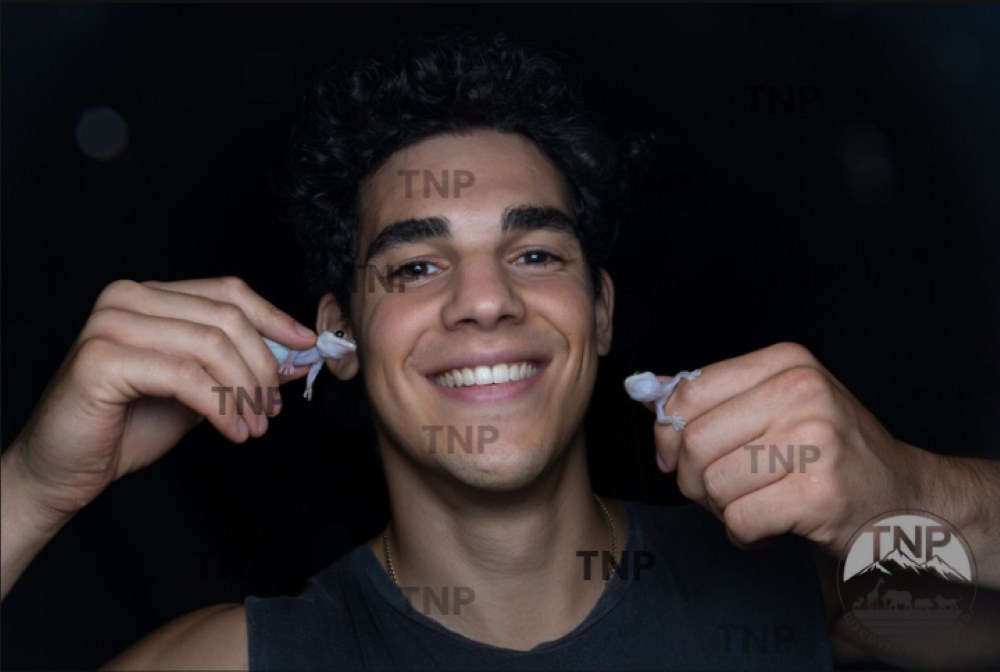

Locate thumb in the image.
[652,421,682,473]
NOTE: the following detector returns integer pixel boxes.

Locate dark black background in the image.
[2,3,998,669]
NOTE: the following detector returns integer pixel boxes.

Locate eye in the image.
[388,259,440,282]
[516,250,563,266]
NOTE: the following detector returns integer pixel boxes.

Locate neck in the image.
[371,433,627,650]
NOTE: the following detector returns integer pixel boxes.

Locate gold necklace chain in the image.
[382,492,618,589]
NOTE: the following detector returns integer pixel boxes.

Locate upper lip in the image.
[424,349,551,377]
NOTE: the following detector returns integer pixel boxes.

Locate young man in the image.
[2,31,998,670]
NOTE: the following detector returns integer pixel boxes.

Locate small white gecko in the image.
[264,330,357,400]
[624,369,702,431]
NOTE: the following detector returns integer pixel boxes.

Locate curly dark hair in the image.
[279,30,652,317]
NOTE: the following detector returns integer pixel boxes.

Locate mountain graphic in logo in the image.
[849,546,969,584]
[837,511,977,651]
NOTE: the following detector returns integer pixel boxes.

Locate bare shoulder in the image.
[100,602,248,671]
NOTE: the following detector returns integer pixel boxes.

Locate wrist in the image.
[917,448,979,527]
[1,440,78,600]
[910,446,1000,588]
[1,440,77,535]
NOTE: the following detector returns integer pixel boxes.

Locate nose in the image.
[441,253,525,330]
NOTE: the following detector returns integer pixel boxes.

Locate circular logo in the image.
[837,510,977,654]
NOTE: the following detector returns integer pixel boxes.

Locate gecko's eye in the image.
[335,330,345,338]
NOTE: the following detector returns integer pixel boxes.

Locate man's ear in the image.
[317,293,359,380]
[595,269,614,356]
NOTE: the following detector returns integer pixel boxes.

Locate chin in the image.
[435,440,555,493]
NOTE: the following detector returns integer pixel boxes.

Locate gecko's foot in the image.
[303,387,313,401]
[280,353,298,376]
[663,370,700,429]
[665,415,687,431]
[656,411,687,431]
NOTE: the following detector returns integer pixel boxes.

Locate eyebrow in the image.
[363,205,577,262]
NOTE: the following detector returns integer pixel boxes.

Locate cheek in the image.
[358,294,428,371]
[532,282,598,338]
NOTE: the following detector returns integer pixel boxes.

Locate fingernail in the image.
[294,322,315,338]
[237,418,250,441]
[257,413,268,433]
[656,452,668,472]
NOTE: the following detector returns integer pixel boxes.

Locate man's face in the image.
[346,129,613,491]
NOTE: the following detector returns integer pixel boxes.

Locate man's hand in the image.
[634,342,1000,668]
[4,276,316,525]
[636,341,930,558]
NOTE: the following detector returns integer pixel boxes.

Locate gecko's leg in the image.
[302,362,323,401]
[280,352,298,376]
[653,369,702,431]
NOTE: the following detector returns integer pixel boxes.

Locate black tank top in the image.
[245,500,833,670]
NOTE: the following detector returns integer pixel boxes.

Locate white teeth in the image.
[434,361,539,387]
[492,363,510,383]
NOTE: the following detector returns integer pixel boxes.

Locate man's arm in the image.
[100,603,249,671]
[923,451,1000,589]
[2,278,316,602]
[3,447,250,670]
[1,277,319,672]
[1,443,72,599]
[819,450,1000,668]
[628,342,1000,668]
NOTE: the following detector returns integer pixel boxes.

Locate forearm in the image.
[823,445,1000,669]
[1,441,74,600]
[918,446,1000,590]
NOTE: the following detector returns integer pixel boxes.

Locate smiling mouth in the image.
[433,362,541,388]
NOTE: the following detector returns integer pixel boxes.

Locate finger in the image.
[649,342,827,473]
[94,279,303,406]
[646,374,696,473]
[138,277,316,346]
[84,307,278,427]
[79,337,252,443]
[698,443,789,515]
[660,342,826,431]
[674,365,836,503]
[721,474,834,548]
[95,278,315,358]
